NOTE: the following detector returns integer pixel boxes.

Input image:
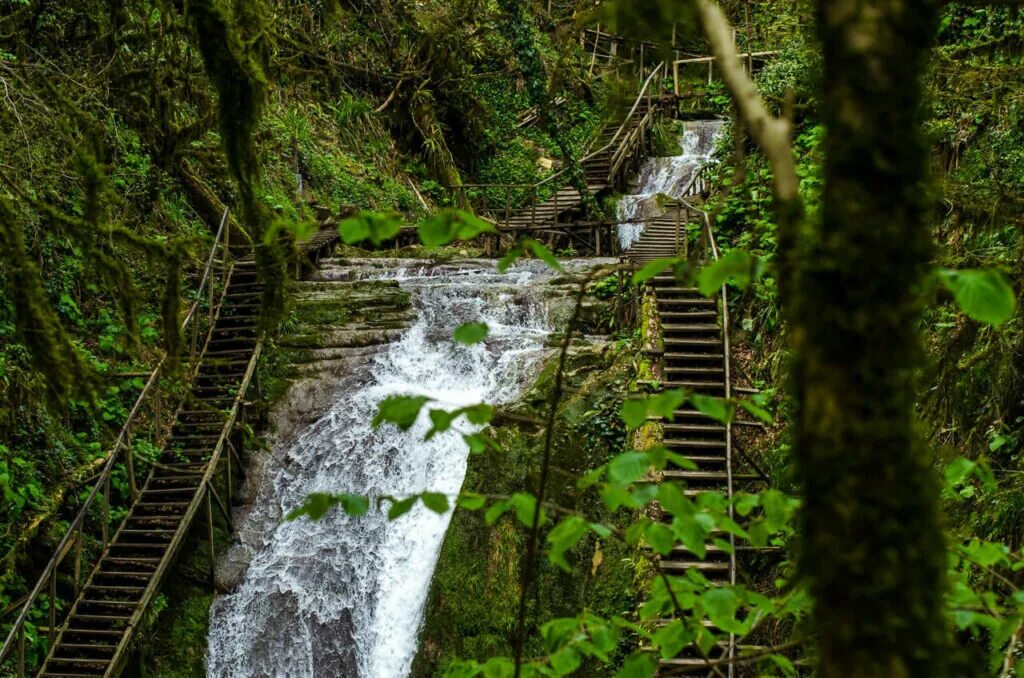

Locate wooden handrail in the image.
[0,208,232,671]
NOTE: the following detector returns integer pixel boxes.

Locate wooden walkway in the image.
[0,223,339,678]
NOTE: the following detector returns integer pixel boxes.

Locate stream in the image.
[206,259,579,677]
[617,120,725,250]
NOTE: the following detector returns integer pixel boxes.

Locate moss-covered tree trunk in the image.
[790,1,949,675]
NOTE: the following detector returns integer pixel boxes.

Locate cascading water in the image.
[617,120,725,250]
[206,259,574,678]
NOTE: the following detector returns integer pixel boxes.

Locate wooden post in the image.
[530,188,537,229]
[190,311,198,360]
[639,43,645,85]
[708,60,713,85]
[154,384,162,442]
[208,259,215,328]
[675,202,681,255]
[206,491,216,590]
[224,215,230,275]
[17,624,24,678]
[102,475,110,549]
[48,571,56,649]
[225,440,233,508]
[505,186,511,228]
[125,437,137,503]
[73,527,82,598]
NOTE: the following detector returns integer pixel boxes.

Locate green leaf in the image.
[338,211,402,246]
[454,322,489,345]
[657,482,694,517]
[589,522,613,538]
[615,651,657,678]
[497,247,523,272]
[577,465,606,489]
[286,493,369,521]
[456,492,487,510]
[701,587,740,631]
[418,209,495,247]
[388,496,418,520]
[650,390,687,420]
[621,390,687,428]
[485,499,513,525]
[937,268,1017,327]
[462,404,495,425]
[421,492,450,514]
[524,238,563,272]
[549,645,581,675]
[373,395,430,430]
[631,258,678,285]
[608,452,650,485]
[620,399,649,429]
[691,394,735,425]
[547,516,589,571]
[651,620,691,659]
[738,398,773,424]
[697,250,764,297]
[427,409,457,440]
[645,522,675,555]
[674,516,708,559]
[511,492,543,526]
[463,433,492,454]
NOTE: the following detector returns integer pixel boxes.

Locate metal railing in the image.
[0,209,234,676]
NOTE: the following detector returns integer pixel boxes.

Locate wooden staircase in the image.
[497,97,664,232]
[625,187,747,673]
[1,222,339,678]
[35,259,263,678]
[649,277,738,675]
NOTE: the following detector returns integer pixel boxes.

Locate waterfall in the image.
[206,259,571,678]
[617,120,725,250]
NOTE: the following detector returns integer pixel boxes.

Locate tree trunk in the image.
[793,1,950,675]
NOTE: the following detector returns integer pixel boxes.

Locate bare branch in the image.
[693,0,800,205]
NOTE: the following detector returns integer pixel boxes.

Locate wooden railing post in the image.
[17,624,24,678]
[48,571,56,649]
[206,491,216,590]
[154,382,162,441]
[73,527,82,598]
[125,436,137,503]
[102,474,110,549]
[675,202,681,255]
[223,215,230,276]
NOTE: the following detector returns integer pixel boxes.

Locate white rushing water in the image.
[617,120,725,250]
[206,260,579,678]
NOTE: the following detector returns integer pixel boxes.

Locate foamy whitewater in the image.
[206,260,577,677]
[617,120,724,250]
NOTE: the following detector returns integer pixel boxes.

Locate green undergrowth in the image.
[413,342,651,677]
[0,0,615,636]
[697,4,1024,550]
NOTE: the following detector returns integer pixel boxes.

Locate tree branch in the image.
[693,0,800,204]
